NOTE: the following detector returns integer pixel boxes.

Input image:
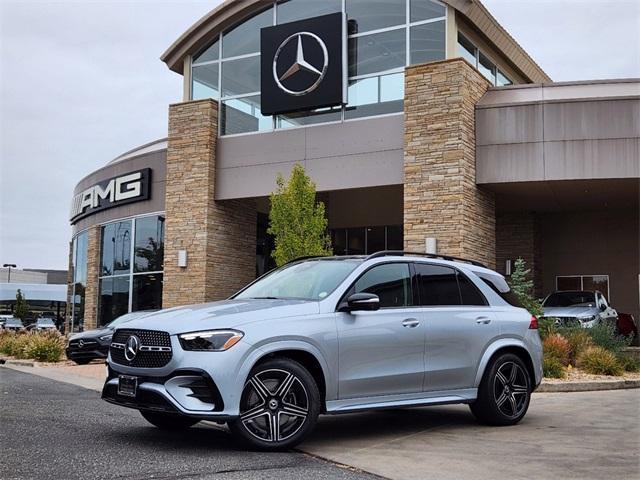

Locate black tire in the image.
[469,353,531,426]
[229,358,321,451]
[72,358,92,365]
[140,410,200,430]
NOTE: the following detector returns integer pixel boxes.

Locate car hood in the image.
[69,327,113,341]
[542,306,599,318]
[118,298,321,335]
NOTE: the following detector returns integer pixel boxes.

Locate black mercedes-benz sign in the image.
[261,12,343,115]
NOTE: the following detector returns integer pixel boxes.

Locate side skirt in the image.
[325,388,478,414]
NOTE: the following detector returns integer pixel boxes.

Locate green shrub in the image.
[587,323,632,354]
[508,258,543,318]
[538,317,557,340]
[617,354,640,373]
[558,328,594,364]
[21,332,65,362]
[577,346,623,376]
[543,356,566,378]
[0,331,30,357]
[543,333,571,366]
[0,331,65,362]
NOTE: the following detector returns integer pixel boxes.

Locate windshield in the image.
[235,259,361,301]
[544,291,596,307]
[6,318,22,326]
[106,310,154,328]
[37,319,55,325]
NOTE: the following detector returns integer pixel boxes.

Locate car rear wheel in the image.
[469,353,531,426]
[229,358,321,451]
[139,410,200,430]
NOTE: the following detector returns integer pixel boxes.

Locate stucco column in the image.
[83,226,101,330]
[404,58,496,268]
[163,99,256,308]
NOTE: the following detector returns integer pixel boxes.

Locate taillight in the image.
[529,316,538,329]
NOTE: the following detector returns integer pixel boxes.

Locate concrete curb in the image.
[537,379,640,392]
[2,359,35,367]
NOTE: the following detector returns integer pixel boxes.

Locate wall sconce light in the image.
[505,259,512,276]
[178,250,188,268]
[425,237,437,254]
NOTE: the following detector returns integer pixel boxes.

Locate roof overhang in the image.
[160,0,550,83]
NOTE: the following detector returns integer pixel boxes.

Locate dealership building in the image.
[67,0,639,332]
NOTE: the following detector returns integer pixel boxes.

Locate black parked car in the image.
[66,311,155,365]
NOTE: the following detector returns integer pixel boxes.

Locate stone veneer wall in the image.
[404,58,495,268]
[163,99,256,308]
[495,212,542,296]
[82,226,101,330]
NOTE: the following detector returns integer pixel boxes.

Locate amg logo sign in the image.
[70,169,151,223]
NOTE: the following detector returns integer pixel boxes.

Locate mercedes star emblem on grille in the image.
[273,32,328,96]
[124,335,140,361]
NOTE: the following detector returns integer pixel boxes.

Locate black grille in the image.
[69,339,98,349]
[113,329,171,347]
[110,329,172,368]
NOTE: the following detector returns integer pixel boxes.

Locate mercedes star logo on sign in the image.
[261,12,343,115]
[124,335,140,362]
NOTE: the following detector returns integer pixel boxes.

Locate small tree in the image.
[14,289,30,321]
[268,164,332,267]
[508,258,543,318]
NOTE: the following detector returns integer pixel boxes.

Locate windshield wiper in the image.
[248,296,281,300]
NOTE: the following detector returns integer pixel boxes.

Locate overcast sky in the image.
[1,0,638,270]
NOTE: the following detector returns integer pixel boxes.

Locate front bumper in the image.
[102,365,234,420]
[66,345,109,361]
[101,334,255,419]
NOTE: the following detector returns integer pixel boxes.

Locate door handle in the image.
[476,317,491,325]
[402,318,420,328]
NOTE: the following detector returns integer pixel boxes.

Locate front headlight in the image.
[99,334,113,342]
[178,329,244,351]
[580,315,597,323]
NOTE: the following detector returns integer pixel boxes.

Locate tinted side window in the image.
[477,272,522,308]
[354,263,412,308]
[415,264,461,306]
[457,272,488,306]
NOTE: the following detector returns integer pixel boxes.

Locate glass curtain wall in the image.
[457,32,512,86]
[191,0,447,135]
[70,231,88,332]
[331,225,403,255]
[98,215,165,326]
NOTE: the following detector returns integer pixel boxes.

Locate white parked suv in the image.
[103,252,543,450]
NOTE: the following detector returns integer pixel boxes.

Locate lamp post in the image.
[3,264,17,283]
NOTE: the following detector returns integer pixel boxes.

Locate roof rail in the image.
[284,255,324,265]
[365,250,487,268]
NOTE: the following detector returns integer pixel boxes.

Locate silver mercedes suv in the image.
[102,252,542,450]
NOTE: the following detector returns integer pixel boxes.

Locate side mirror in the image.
[600,303,607,312]
[342,293,380,312]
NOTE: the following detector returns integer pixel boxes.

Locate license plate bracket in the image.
[117,375,137,397]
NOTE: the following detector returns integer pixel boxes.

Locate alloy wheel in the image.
[239,368,309,443]
[493,361,529,418]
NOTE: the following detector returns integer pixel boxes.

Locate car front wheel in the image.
[229,358,321,451]
[139,410,200,430]
[469,353,531,426]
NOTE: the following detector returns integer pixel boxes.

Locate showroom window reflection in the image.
[70,231,88,332]
[98,215,165,327]
[190,0,447,135]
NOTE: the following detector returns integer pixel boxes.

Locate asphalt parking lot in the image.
[0,368,376,480]
[1,366,639,480]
